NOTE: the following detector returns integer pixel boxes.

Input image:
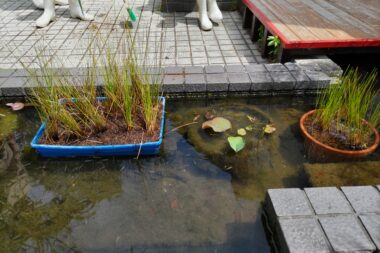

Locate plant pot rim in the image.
[299,109,380,156]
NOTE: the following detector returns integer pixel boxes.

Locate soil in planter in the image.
[304,114,376,151]
[38,105,162,146]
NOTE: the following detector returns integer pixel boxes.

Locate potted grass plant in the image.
[300,68,380,161]
[29,41,164,158]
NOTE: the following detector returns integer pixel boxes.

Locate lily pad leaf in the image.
[247,115,256,123]
[6,102,25,111]
[237,128,246,136]
[202,117,231,133]
[245,125,254,131]
[264,124,276,134]
[228,136,245,153]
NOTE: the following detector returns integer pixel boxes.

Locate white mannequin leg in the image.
[207,0,223,23]
[55,0,69,5]
[197,0,212,30]
[36,0,55,28]
[69,0,94,21]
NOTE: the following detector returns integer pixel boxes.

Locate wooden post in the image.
[242,7,253,29]
[262,28,270,57]
[278,46,289,63]
[250,15,262,42]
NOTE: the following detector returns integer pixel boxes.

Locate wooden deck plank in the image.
[242,0,380,49]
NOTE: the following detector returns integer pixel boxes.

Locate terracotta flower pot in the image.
[299,110,380,162]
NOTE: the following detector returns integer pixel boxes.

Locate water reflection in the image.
[0,97,327,252]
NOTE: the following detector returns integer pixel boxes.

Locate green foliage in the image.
[228,136,245,153]
[28,31,163,140]
[315,67,380,148]
[267,35,281,57]
[257,25,265,46]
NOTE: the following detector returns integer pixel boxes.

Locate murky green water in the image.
[0,96,379,253]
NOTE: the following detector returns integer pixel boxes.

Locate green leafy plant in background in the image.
[257,25,265,47]
[267,35,281,57]
[314,67,380,149]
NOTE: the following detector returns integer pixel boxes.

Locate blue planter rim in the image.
[30,96,165,156]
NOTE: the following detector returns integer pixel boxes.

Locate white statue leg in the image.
[207,0,223,23]
[33,0,67,9]
[197,0,213,30]
[36,0,56,28]
[69,0,94,21]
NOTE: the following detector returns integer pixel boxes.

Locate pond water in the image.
[0,96,379,253]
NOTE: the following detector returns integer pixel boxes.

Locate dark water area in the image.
[0,96,379,252]
[329,53,380,88]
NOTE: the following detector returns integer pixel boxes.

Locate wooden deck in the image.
[242,0,380,61]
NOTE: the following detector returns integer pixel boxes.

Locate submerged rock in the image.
[305,161,380,187]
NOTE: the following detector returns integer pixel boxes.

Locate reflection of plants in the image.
[314,67,380,149]
[267,35,281,57]
[258,25,265,47]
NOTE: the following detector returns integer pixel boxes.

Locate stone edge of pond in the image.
[264,186,380,253]
[0,58,342,98]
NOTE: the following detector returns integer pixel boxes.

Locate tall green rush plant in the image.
[314,67,380,148]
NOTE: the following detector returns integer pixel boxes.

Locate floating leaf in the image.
[245,125,254,131]
[237,128,246,136]
[264,124,276,134]
[202,117,231,133]
[6,102,25,111]
[228,136,245,153]
[247,115,256,123]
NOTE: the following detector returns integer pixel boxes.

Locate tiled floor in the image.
[0,0,266,69]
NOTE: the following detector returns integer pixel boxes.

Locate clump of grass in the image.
[27,31,163,143]
[314,67,380,149]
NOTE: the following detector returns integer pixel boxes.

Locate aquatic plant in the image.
[314,67,380,149]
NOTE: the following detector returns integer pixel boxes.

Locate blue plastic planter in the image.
[31,97,166,158]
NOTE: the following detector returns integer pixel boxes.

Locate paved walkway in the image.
[0,0,266,70]
[266,186,380,253]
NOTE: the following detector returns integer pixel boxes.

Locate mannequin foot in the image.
[36,10,55,27]
[199,15,213,31]
[55,0,68,5]
[208,0,223,23]
[70,8,94,21]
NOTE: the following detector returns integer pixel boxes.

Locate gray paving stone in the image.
[205,65,225,74]
[228,72,251,92]
[291,71,311,89]
[267,188,314,217]
[162,75,184,93]
[1,77,26,96]
[225,65,246,73]
[360,214,380,250]
[249,72,273,91]
[278,217,330,253]
[305,71,332,89]
[341,186,380,213]
[265,63,288,72]
[319,215,376,252]
[0,68,15,78]
[245,64,267,72]
[284,62,302,72]
[377,185,380,191]
[164,66,184,75]
[305,187,352,215]
[184,66,204,74]
[270,71,296,90]
[184,74,206,92]
[206,73,229,92]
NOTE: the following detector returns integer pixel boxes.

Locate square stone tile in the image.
[249,72,273,91]
[225,65,246,73]
[228,72,251,92]
[267,188,314,217]
[205,65,225,74]
[265,63,288,72]
[245,64,266,72]
[269,71,296,90]
[279,217,330,253]
[319,215,376,252]
[359,214,380,249]
[206,73,229,92]
[305,187,353,215]
[341,186,380,214]
[184,74,206,92]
